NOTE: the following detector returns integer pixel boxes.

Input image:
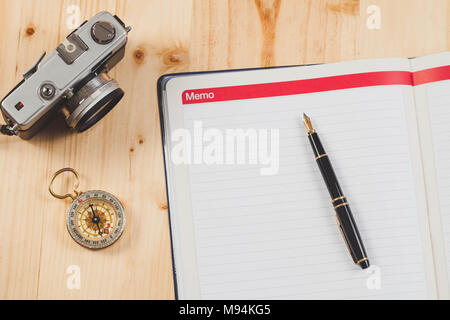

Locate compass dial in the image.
[66,190,125,249]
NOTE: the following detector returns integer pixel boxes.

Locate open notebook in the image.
[157,52,450,299]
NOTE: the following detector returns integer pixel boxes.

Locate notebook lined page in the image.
[182,85,428,299]
[423,80,450,289]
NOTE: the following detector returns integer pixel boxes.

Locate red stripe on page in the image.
[182,71,412,104]
[413,65,450,86]
[181,66,450,105]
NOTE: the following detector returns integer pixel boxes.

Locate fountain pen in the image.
[303,114,370,269]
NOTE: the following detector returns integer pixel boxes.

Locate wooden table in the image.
[0,0,448,299]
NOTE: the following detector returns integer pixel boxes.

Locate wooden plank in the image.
[0,0,449,299]
[359,0,448,58]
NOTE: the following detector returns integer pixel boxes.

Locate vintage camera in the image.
[0,11,131,139]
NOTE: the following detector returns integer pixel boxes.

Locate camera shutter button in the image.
[91,21,116,44]
[40,83,56,100]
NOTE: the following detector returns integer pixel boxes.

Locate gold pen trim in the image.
[356,257,369,265]
[315,154,328,160]
[334,202,349,210]
[332,196,346,203]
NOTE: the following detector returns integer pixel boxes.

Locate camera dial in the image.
[91,21,116,44]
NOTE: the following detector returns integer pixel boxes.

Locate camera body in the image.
[0,11,130,139]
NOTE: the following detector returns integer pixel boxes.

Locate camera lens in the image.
[61,73,124,132]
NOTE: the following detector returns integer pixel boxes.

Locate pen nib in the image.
[303,113,315,134]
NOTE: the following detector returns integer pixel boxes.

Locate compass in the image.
[49,168,125,249]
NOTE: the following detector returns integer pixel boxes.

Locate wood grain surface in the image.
[0,0,448,300]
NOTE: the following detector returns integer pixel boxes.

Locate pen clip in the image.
[335,215,358,264]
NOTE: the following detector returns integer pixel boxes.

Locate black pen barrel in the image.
[335,205,369,269]
[308,132,369,269]
[308,133,344,200]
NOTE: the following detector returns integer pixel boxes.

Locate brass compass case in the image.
[66,190,126,249]
[49,168,126,249]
